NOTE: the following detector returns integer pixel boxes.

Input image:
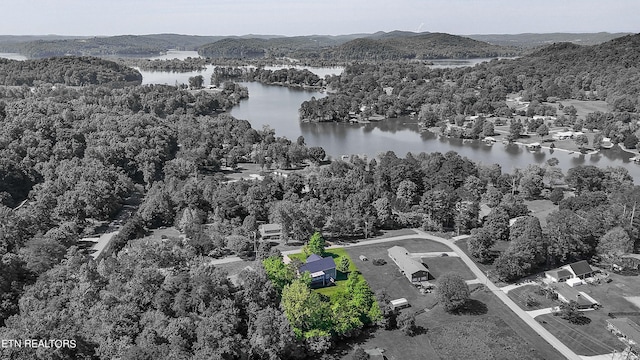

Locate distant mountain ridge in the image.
[0,31,632,59]
[467,32,633,48]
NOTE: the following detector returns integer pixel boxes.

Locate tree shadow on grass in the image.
[409,325,428,336]
[451,299,488,316]
[570,316,592,325]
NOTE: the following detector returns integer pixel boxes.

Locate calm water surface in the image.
[229,81,640,180]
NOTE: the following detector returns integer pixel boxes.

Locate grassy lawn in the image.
[341,287,565,360]
[507,284,559,311]
[424,256,476,281]
[524,199,558,228]
[537,312,625,356]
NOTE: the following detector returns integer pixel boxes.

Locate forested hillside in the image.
[327,32,516,60]
[198,32,516,60]
[0,57,143,86]
[301,34,640,145]
[0,34,229,58]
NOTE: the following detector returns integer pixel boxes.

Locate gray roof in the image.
[299,256,335,274]
[546,269,572,279]
[388,246,429,276]
[259,223,282,231]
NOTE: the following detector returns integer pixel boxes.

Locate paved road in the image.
[413,229,581,360]
[211,229,583,359]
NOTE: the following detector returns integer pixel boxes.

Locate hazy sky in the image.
[2,0,638,36]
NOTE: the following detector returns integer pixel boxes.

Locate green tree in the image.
[574,134,589,149]
[337,256,351,274]
[468,227,495,263]
[281,279,332,338]
[549,187,564,204]
[262,256,295,293]
[593,133,604,150]
[509,120,523,140]
[188,75,204,89]
[435,272,470,312]
[556,300,583,324]
[397,311,417,336]
[304,231,326,257]
[454,201,479,235]
[536,123,549,139]
[596,226,633,258]
[482,121,495,137]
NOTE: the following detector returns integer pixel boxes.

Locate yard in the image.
[507,284,559,311]
[423,256,476,281]
[534,270,640,356]
[524,199,558,228]
[287,248,360,297]
[537,311,625,356]
[342,239,565,360]
[339,287,565,360]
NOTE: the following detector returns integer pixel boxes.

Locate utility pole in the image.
[630,202,636,227]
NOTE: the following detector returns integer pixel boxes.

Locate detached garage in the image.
[388,246,430,284]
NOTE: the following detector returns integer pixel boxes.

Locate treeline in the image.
[0,239,313,359]
[326,33,516,61]
[0,81,251,328]
[462,35,640,111]
[197,32,518,61]
[0,56,143,86]
[299,35,640,146]
[468,164,640,282]
[299,62,513,122]
[212,66,321,88]
[119,57,209,72]
[0,34,225,58]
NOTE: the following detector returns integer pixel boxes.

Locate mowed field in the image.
[342,239,565,360]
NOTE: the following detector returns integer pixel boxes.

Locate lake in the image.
[229,81,640,179]
[4,49,638,179]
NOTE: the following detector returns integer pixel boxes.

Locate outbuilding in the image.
[390,298,410,310]
[388,246,430,284]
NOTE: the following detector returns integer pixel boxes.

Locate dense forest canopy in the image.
[0,56,143,86]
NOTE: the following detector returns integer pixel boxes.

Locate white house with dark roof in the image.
[564,260,595,279]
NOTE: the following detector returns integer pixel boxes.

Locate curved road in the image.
[412,229,581,360]
[212,229,582,359]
